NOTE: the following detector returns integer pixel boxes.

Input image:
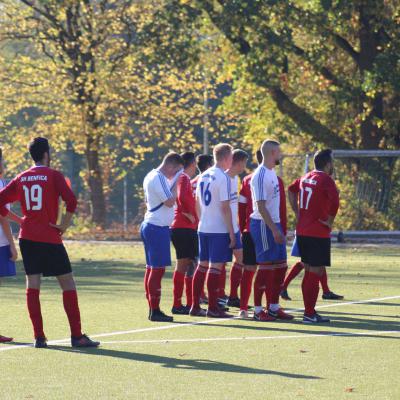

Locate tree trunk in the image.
[85,134,106,228]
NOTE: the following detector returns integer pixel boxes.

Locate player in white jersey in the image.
[190,143,235,318]
[223,150,249,308]
[250,140,294,322]
[141,152,184,322]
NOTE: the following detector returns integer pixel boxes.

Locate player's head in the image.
[213,143,233,170]
[196,154,213,173]
[29,137,50,166]
[314,149,334,175]
[256,150,263,165]
[260,139,281,167]
[161,152,184,179]
[181,151,197,178]
[230,149,249,175]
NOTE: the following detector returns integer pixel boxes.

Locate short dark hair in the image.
[256,150,262,164]
[181,151,196,169]
[314,149,333,170]
[196,154,213,173]
[29,137,50,162]
[232,149,249,164]
[163,152,184,167]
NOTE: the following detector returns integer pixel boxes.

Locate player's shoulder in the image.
[243,173,253,184]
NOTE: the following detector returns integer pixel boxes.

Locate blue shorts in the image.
[198,232,233,264]
[140,222,171,267]
[233,231,243,250]
[0,245,16,277]
[249,219,287,264]
[291,236,300,257]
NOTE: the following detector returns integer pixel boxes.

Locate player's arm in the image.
[256,200,285,244]
[0,216,17,261]
[238,180,248,233]
[0,179,18,213]
[50,172,78,234]
[179,176,196,224]
[221,200,236,248]
[288,178,300,222]
[7,211,23,225]
[319,178,340,229]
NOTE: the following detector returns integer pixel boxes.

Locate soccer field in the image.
[1,242,399,400]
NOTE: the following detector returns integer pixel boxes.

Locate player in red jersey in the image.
[171,152,199,315]
[190,154,213,304]
[0,137,100,348]
[288,149,340,323]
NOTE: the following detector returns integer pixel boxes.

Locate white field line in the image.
[1,294,399,353]
[98,330,400,345]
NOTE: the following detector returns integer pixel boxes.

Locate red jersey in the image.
[288,170,339,238]
[239,173,287,235]
[0,166,77,244]
[171,172,198,230]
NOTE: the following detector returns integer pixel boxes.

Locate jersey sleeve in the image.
[288,178,301,193]
[238,180,248,232]
[154,174,173,203]
[54,171,78,213]
[0,178,19,210]
[218,173,231,202]
[278,177,287,235]
[324,177,340,217]
[252,170,268,202]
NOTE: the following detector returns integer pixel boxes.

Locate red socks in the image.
[185,275,193,307]
[229,262,243,299]
[207,267,221,311]
[240,269,255,310]
[192,265,208,308]
[319,269,330,293]
[219,264,226,298]
[26,288,44,339]
[172,270,185,308]
[253,269,268,307]
[302,270,320,316]
[144,266,151,306]
[148,268,165,310]
[282,262,304,290]
[63,290,82,338]
[271,267,287,305]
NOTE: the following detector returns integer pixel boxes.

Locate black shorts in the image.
[19,239,72,277]
[171,228,198,260]
[242,232,257,266]
[297,235,331,267]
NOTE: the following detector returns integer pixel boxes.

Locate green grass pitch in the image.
[1,242,399,400]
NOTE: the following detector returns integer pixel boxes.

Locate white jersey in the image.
[0,179,11,247]
[229,175,239,233]
[143,169,174,227]
[250,165,280,223]
[196,166,231,234]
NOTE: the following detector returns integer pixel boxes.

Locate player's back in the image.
[13,166,76,244]
[197,166,231,234]
[295,170,339,238]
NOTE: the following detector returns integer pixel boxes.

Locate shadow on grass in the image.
[48,346,321,379]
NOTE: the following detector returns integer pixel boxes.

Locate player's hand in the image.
[272,228,285,244]
[49,222,68,235]
[9,244,18,262]
[319,219,332,229]
[229,232,236,249]
[183,213,196,224]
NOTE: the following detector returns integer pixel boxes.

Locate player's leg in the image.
[298,236,331,323]
[280,262,304,300]
[320,268,344,300]
[142,223,173,322]
[218,263,227,301]
[185,259,195,308]
[228,233,243,307]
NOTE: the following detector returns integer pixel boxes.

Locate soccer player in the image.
[0,148,22,344]
[191,154,213,304]
[288,149,340,323]
[225,149,249,308]
[250,140,293,321]
[0,137,100,348]
[141,152,184,322]
[190,143,235,318]
[170,152,198,315]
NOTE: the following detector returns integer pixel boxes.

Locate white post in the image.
[203,86,209,155]
[123,176,127,232]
